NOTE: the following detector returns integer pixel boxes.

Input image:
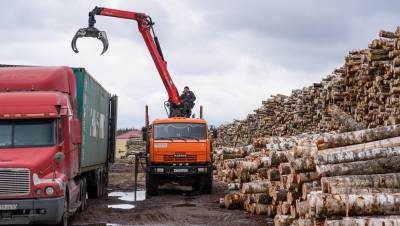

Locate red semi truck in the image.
[0,65,117,225]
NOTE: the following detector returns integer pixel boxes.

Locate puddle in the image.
[107,204,136,210]
[108,191,146,201]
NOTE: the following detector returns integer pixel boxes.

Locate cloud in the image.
[1,0,399,128]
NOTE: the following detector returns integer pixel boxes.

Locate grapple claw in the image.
[71,27,109,55]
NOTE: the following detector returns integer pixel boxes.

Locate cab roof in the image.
[152,117,207,124]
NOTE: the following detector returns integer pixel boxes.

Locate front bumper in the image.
[0,196,64,225]
[149,164,212,177]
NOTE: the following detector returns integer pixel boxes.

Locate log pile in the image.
[218,125,400,225]
[124,136,146,164]
[215,27,400,147]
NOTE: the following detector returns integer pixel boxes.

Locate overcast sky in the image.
[1,1,400,129]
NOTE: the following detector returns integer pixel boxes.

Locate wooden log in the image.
[268,168,281,181]
[296,200,309,217]
[241,181,270,194]
[316,136,400,155]
[224,193,245,209]
[255,193,273,204]
[280,202,291,215]
[227,182,240,191]
[315,146,400,165]
[290,205,297,218]
[248,203,257,214]
[238,170,251,184]
[314,193,400,217]
[270,151,289,166]
[316,155,400,177]
[285,173,298,190]
[302,181,321,200]
[239,161,259,173]
[315,124,400,150]
[380,30,398,39]
[267,204,276,217]
[255,203,268,215]
[321,173,400,193]
[324,216,400,226]
[220,153,243,160]
[272,189,288,202]
[257,167,269,176]
[313,193,347,217]
[292,219,313,226]
[306,191,320,218]
[287,190,301,205]
[329,186,400,195]
[274,215,294,226]
[291,156,316,173]
[296,172,319,184]
[279,162,292,175]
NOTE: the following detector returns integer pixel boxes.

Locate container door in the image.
[107,95,118,164]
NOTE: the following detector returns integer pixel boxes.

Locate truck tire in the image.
[146,174,158,197]
[57,194,69,226]
[88,168,106,199]
[78,177,87,212]
[200,174,213,194]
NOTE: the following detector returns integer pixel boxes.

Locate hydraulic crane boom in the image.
[71,6,182,115]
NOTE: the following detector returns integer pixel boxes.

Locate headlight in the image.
[35,188,42,195]
[45,186,55,196]
[156,168,164,173]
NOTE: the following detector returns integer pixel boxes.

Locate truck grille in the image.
[163,154,197,162]
[0,168,30,196]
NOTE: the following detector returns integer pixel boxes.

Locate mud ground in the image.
[71,159,272,226]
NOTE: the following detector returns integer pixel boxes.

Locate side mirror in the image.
[142,126,148,141]
[71,119,81,145]
[54,152,65,164]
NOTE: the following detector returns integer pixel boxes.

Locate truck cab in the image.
[145,117,213,195]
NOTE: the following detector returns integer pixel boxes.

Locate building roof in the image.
[117,130,141,139]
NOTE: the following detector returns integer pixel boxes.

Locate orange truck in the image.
[143,116,213,195]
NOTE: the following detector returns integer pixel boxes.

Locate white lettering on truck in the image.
[90,108,105,139]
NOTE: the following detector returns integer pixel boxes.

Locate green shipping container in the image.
[72,68,117,172]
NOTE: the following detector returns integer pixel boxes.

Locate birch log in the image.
[315,124,400,150]
[324,216,400,226]
[316,155,400,177]
[321,173,400,193]
[315,146,400,165]
[314,193,400,217]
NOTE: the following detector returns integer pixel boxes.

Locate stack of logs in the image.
[215,27,400,148]
[124,136,146,164]
[218,124,400,226]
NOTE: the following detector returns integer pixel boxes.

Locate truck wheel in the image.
[57,195,69,226]
[79,177,87,212]
[200,174,212,194]
[88,168,106,199]
[146,174,158,197]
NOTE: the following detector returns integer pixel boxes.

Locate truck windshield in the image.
[0,119,56,148]
[154,123,206,140]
